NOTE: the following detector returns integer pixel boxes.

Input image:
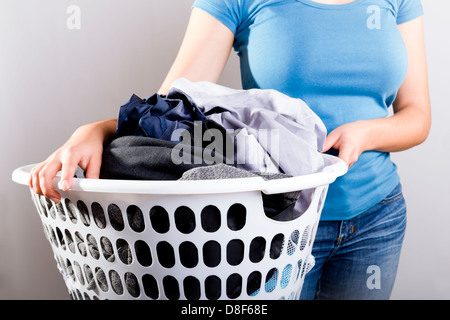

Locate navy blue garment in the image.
[116,93,207,141]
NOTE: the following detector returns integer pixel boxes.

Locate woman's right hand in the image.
[29,118,117,203]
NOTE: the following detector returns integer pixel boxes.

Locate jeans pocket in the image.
[379,184,403,205]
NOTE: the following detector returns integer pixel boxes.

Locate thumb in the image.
[322,130,340,153]
[337,146,351,167]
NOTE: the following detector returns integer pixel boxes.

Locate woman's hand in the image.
[29,119,117,203]
[322,121,369,167]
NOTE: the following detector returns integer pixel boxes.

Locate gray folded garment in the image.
[179,163,302,222]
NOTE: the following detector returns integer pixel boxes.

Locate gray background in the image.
[1,0,448,299]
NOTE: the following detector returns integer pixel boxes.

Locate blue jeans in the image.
[300,183,406,300]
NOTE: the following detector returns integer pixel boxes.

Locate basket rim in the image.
[12,154,347,195]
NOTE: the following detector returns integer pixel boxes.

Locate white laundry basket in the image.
[12,154,346,300]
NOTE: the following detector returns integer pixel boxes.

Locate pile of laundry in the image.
[100,78,327,222]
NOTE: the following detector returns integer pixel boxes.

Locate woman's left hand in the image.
[322,120,369,167]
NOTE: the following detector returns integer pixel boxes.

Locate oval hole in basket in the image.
[64,198,78,223]
[200,205,221,232]
[142,274,159,299]
[174,206,196,234]
[47,201,57,220]
[100,236,115,262]
[149,206,170,233]
[156,241,175,268]
[116,238,132,265]
[56,227,65,250]
[127,205,145,233]
[203,241,221,267]
[265,268,278,293]
[65,229,75,253]
[249,237,266,263]
[47,225,58,248]
[287,230,300,256]
[300,225,310,251]
[108,204,124,231]
[227,239,244,266]
[294,259,303,282]
[163,276,180,300]
[135,240,152,267]
[109,270,124,295]
[91,202,106,229]
[65,258,75,282]
[247,271,262,296]
[205,275,221,300]
[226,273,242,299]
[36,195,48,218]
[270,233,285,259]
[125,272,140,298]
[183,276,201,300]
[95,267,108,292]
[179,241,198,268]
[53,201,66,221]
[74,231,86,256]
[73,260,84,286]
[227,203,246,231]
[77,200,90,226]
[83,264,95,290]
[86,234,100,260]
[281,264,293,289]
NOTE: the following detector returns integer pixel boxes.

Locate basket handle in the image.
[258,154,347,194]
[12,154,347,195]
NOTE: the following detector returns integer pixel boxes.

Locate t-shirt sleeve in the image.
[192,0,241,34]
[396,0,424,24]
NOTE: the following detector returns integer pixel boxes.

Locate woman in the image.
[30,0,430,299]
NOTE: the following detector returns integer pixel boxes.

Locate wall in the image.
[0,0,447,299]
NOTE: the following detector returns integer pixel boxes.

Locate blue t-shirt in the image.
[192,0,424,220]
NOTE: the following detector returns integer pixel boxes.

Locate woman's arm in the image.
[323,16,431,166]
[30,119,117,202]
[30,8,234,202]
[159,8,234,94]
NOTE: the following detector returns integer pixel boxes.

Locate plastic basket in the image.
[12,154,347,300]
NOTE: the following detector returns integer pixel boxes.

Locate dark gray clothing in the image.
[100,136,208,181]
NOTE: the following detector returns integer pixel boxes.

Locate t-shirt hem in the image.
[319,176,401,221]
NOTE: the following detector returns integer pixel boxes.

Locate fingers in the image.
[28,121,110,202]
[29,148,80,203]
[84,152,102,179]
[29,150,103,203]
[29,161,46,195]
[30,160,63,203]
[60,156,80,191]
[323,128,359,168]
